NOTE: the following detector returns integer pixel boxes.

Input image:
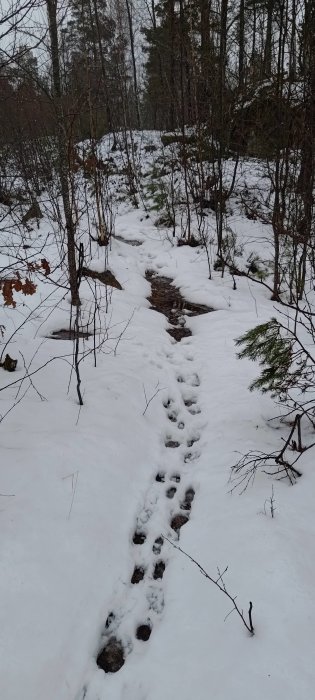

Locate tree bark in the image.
[46,0,80,306]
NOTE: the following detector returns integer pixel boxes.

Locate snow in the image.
[1,132,315,700]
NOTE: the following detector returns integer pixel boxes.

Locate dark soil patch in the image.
[153,560,166,580]
[153,536,164,554]
[97,637,125,674]
[133,531,146,545]
[131,566,145,584]
[50,328,92,340]
[136,624,152,641]
[177,235,200,248]
[167,326,192,341]
[146,271,212,342]
[170,513,189,534]
[155,472,165,482]
[166,486,177,498]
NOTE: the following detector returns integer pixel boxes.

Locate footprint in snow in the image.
[165,438,180,448]
[152,536,164,555]
[187,434,200,447]
[184,451,200,463]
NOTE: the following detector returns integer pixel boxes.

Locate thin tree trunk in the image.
[46,0,79,306]
[125,0,141,128]
[239,0,245,89]
[264,0,273,77]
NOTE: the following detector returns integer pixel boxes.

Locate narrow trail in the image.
[80,255,212,699]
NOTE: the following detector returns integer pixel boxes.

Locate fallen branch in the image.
[164,536,254,635]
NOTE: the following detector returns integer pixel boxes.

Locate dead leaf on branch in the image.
[0,277,37,307]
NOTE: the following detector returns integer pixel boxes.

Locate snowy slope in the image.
[0,135,314,700]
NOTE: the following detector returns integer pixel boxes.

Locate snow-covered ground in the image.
[1,133,314,700]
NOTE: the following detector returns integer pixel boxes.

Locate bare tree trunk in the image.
[238,0,245,89]
[264,0,273,77]
[91,0,117,144]
[200,0,211,120]
[125,0,141,128]
[46,0,79,306]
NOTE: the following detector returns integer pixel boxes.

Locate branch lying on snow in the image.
[164,536,254,635]
[81,266,122,290]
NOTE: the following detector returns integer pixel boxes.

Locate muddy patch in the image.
[133,531,146,545]
[170,513,189,534]
[136,623,152,641]
[153,560,166,580]
[146,271,212,341]
[131,566,145,584]
[97,637,125,674]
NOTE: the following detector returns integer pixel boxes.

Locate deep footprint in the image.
[167,410,178,422]
[155,472,165,482]
[166,486,177,498]
[184,397,197,407]
[153,536,164,554]
[187,435,200,447]
[170,473,181,483]
[170,513,189,534]
[184,451,200,463]
[131,566,145,584]
[97,637,125,674]
[181,487,195,511]
[153,560,166,580]
[133,531,147,544]
[136,624,152,641]
[165,439,180,448]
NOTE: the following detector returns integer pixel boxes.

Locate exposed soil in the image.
[155,472,165,482]
[136,624,152,641]
[146,270,212,341]
[97,637,125,674]
[131,566,145,584]
[170,513,189,534]
[153,560,166,580]
[133,531,146,544]
[168,326,192,341]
